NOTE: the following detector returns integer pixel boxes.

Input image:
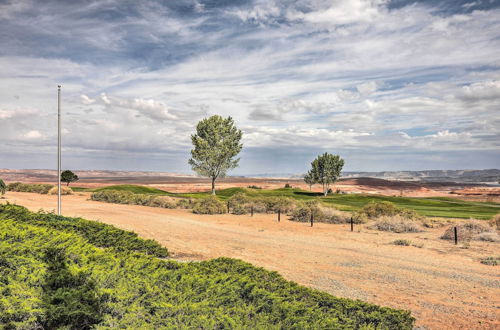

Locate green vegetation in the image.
[480,256,499,266]
[305,152,344,196]
[0,204,414,329]
[192,195,227,214]
[60,170,79,186]
[7,182,54,194]
[392,239,412,246]
[189,115,243,195]
[77,184,499,219]
[0,179,6,196]
[441,221,496,241]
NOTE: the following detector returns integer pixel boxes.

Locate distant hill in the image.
[340,169,500,184]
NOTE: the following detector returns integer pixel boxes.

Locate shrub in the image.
[369,215,423,233]
[228,192,250,214]
[260,196,296,213]
[360,201,399,218]
[176,198,195,209]
[480,256,499,266]
[192,196,226,214]
[476,232,500,242]
[291,201,352,224]
[392,239,412,246]
[0,179,6,195]
[7,182,54,194]
[48,186,73,195]
[441,221,494,241]
[284,183,292,188]
[149,196,177,209]
[247,185,262,189]
[489,214,500,230]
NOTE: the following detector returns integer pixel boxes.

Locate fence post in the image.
[251,205,254,217]
[278,209,281,222]
[310,212,314,227]
[454,226,458,245]
[227,201,230,214]
[350,217,353,232]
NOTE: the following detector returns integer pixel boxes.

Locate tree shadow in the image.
[293,191,323,197]
[41,247,103,329]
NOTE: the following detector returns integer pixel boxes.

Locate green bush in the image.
[259,196,296,213]
[193,196,227,214]
[359,201,399,218]
[392,239,412,246]
[0,204,415,329]
[247,185,262,189]
[7,182,54,194]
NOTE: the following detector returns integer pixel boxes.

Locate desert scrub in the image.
[7,182,54,194]
[48,186,73,195]
[359,201,422,220]
[228,192,251,214]
[192,195,226,214]
[259,196,296,213]
[476,232,500,242]
[441,221,495,242]
[489,213,500,230]
[480,256,499,266]
[176,198,195,209]
[369,215,423,233]
[392,239,412,246]
[0,204,415,329]
[91,190,179,209]
[291,200,352,224]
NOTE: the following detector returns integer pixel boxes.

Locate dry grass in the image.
[369,215,423,233]
[489,213,500,230]
[441,220,496,241]
[48,186,73,195]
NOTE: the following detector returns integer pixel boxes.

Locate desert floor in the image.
[3,192,499,329]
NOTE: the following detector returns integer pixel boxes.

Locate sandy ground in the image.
[2,192,499,329]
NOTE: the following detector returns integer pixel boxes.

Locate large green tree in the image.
[61,170,79,186]
[189,115,243,195]
[307,153,344,196]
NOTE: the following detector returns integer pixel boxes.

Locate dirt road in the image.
[3,192,499,329]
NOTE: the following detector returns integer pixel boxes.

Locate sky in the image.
[0,0,499,175]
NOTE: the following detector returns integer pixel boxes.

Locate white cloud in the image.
[23,130,43,139]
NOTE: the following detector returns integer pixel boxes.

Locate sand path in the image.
[2,192,499,329]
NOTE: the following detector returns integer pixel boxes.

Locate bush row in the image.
[90,190,193,209]
[7,182,54,194]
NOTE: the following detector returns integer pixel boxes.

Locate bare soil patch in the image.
[2,192,499,329]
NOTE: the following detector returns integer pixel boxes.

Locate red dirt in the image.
[2,191,499,329]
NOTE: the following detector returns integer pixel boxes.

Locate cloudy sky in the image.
[1,0,499,175]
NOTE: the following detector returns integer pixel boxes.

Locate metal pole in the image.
[57,85,61,215]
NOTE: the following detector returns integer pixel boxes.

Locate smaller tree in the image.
[61,170,79,186]
[304,171,315,191]
[0,179,6,196]
[308,153,344,196]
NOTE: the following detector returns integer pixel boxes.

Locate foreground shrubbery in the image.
[0,204,416,329]
[369,215,423,233]
[359,201,422,220]
[7,182,54,194]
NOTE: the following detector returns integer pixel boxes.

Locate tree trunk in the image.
[66,182,70,186]
[211,177,216,195]
[324,183,328,196]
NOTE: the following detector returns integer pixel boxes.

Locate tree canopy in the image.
[61,170,79,186]
[189,115,243,195]
[305,153,344,196]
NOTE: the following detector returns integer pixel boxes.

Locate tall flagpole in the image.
[57,85,62,215]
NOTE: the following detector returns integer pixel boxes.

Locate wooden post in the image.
[251,205,254,217]
[227,201,230,214]
[310,212,314,227]
[454,226,458,245]
[350,217,353,232]
[278,209,281,222]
